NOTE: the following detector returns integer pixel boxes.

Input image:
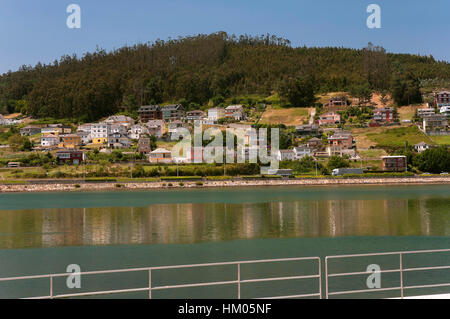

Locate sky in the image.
[0,0,449,74]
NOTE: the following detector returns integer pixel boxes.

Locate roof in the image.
[151,148,171,154]
[226,105,244,111]
[162,104,183,111]
[382,156,406,159]
[139,105,161,112]
[414,142,429,147]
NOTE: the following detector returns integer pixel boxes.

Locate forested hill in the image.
[1,32,449,121]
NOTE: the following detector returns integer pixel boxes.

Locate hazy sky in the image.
[1,0,449,74]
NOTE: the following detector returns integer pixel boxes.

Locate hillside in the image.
[1,32,450,121]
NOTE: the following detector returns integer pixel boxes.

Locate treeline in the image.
[1,32,449,121]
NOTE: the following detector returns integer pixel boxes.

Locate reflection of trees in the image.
[0,196,448,249]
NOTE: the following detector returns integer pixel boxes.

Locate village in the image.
[0,90,449,182]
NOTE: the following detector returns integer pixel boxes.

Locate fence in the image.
[325,248,450,299]
[0,257,321,299]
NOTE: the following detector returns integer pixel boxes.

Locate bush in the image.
[195,181,204,186]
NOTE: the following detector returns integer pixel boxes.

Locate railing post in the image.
[237,263,241,299]
[399,253,403,299]
[148,269,152,299]
[318,258,322,299]
[325,257,328,299]
[49,276,53,299]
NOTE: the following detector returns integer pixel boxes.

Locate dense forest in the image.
[1,32,449,121]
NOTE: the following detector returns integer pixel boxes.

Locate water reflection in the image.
[0,197,448,249]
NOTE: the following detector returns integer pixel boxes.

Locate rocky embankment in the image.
[1,176,449,193]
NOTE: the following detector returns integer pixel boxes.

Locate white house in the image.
[129,124,149,140]
[91,123,111,144]
[0,115,6,125]
[277,149,295,161]
[225,105,245,121]
[293,146,313,160]
[414,142,431,153]
[41,134,60,147]
[208,108,226,122]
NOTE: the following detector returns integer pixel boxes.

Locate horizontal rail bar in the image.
[328,286,402,296]
[0,257,320,282]
[404,283,450,290]
[53,287,150,299]
[403,265,450,272]
[326,248,450,260]
[240,274,320,284]
[327,268,400,277]
[152,280,239,291]
[257,293,321,299]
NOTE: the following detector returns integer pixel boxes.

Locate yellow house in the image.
[59,134,81,149]
[92,137,108,145]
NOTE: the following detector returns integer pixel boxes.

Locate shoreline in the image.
[1,176,449,193]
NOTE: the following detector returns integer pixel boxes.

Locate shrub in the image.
[195,181,204,186]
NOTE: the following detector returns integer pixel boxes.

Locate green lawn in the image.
[431,135,450,145]
[365,126,435,148]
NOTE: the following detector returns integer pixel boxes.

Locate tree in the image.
[327,155,350,171]
[390,73,422,106]
[279,77,316,107]
[413,146,450,174]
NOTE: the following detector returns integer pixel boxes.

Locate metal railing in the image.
[325,248,450,299]
[0,256,321,299]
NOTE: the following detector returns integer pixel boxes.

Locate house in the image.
[293,146,313,160]
[277,149,296,161]
[7,162,21,168]
[76,131,91,145]
[77,123,93,132]
[435,91,450,107]
[373,107,394,124]
[327,131,354,156]
[225,105,245,120]
[20,126,41,136]
[168,120,189,133]
[162,104,185,121]
[186,110,205,122]
[129,124,149,140]
[59,134,81,149]
[0,115,6,125]
[296,124,320,137]
[319,112,341,126]
[414,142,431,153]
[107,133,131,149]
[422,115,448,132]
[417,108,436,118]
[91,123,111,144]
[110,124,128,135]
[440,106,450,117]
[138,136,152,154]
[148,148,173,164]
[56,150,84,165]
[146,120,166,137]
[208,108,226,122]
[382,156,407,172]
[327,96,348,107]
[306,137,323,150]
[41,134,60,147]
[139,105,162,122]
[42,124,71,135]
[104,115,135,129]
[266,169,293,177]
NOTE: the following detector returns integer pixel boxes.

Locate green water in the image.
[0,184,449,298]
